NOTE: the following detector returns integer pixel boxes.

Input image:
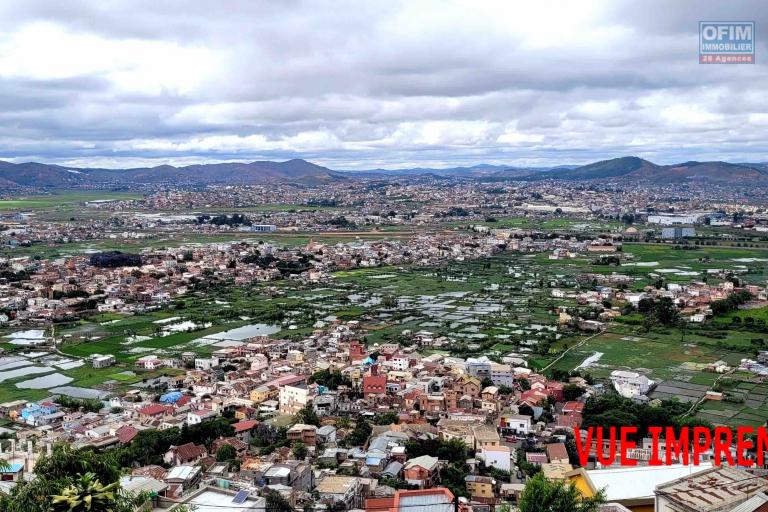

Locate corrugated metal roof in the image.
[398,494,453,512]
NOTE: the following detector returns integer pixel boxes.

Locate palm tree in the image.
[0,458,10,471]
[51,472,119,512]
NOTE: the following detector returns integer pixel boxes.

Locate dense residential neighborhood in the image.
[1,1,768,511]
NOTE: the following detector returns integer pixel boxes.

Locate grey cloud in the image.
[0,0,766,168]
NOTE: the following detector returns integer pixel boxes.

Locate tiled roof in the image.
[117,425,139,444]
[137,404,168,416]
[172,442,206,462]
[233,419,259,433]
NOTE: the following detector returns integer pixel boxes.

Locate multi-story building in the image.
[279,384,311,415]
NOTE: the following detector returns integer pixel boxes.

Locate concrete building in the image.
[655,466,768,512]
[315,475,361,508]
[500,413,532,435]
[610,370,653,399]
[279,383,311,415]
[481,445,512,472]
[490,362,514,387]
[648,215,700,225]
[466,356,492,380]
[661,227,696,239]
[90,354,115,368]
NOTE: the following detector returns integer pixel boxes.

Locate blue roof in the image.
[159,391,183,403]
[2,463,23,473]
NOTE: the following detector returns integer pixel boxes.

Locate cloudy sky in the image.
[0,0,766,169]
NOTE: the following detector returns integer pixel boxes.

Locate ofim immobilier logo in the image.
[700,21,754,63]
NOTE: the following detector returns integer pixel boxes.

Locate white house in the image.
[186,409,216,425]
[482,445,512,472]
[501,414,531,435]
[194,358,215,371]
[91,354,116,368]
[279,384,311,415]
[610,370,652,399]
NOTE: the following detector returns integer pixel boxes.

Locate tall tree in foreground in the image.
[51,472,119,512]
[518,473,605,512]
[0,445,145,512]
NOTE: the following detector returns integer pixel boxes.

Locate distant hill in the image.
[0,159,345,189]
[521,156,768,183]
[0,156,764,190]
[541,156,658,180]
[348,164,564,178]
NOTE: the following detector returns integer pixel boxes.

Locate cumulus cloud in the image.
[0,0,765,169]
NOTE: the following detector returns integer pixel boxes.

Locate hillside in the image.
[521,156,768,183]
[0,159,344,189]
[0,156,765,190]
[524,156,658,180]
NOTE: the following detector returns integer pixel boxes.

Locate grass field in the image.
[0,191,143,210]
[714,306,768,324]
[0,229,419,260]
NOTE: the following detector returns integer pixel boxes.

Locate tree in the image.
[404,438,467,465]
[440,463,468,498]
[562,384,585,402]
[292,441,308,460]
[518,473,605,512]
[381,295,397,308]
[51,472,119,512]
[654,297,679,326]
[374,412,399,425]
[265,490,292,512]
[0,445,145,512]
[294,405,320,427]
[344,420,372,447]
[216,444,237,462]
[307,370,352,390]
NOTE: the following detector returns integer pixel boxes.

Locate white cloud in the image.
[0,0,766,168]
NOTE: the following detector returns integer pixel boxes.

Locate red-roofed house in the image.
[116,425,139,444]
[212,437,249,458]
[546,381,565,402]
[556,412,582,430]
[525,452,548,465]
[562,401,585,415]
[363,373,387,398]
[546,443,569,464]
[366,488,462,512]
[233,419,259,443]
[164,442,207,466]
[137,404,171,422]
[520,389,549,407]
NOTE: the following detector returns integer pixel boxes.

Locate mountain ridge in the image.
[0,156,765,189]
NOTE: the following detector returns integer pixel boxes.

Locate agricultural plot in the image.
[698,382,768,427]
[545,331,729,384]
[0,349,182,403]
[1,236,767,423]
[622,245,768,285]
